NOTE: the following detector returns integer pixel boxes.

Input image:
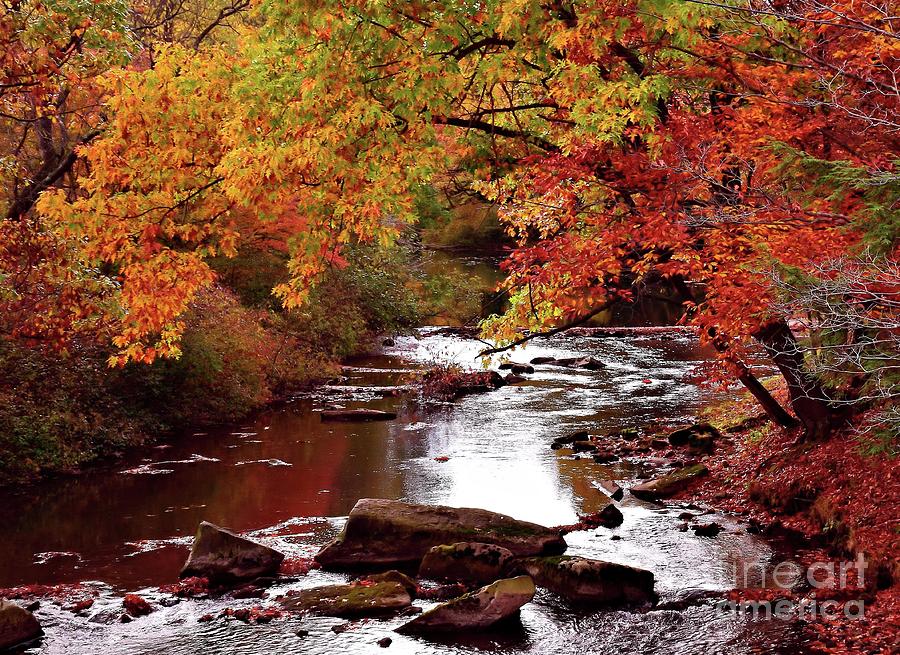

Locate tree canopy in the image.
[2,0,898,436]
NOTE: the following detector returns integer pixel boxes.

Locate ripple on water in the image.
[3,325,810,654]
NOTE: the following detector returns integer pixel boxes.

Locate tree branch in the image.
[477,303,611,357]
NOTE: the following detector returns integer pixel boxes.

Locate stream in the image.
[0,326,821,654]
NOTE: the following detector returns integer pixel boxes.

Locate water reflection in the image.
[0,327,820,654]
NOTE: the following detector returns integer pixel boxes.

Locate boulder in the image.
[510,364,535,375]
[667,423,721,450]
[592,451,619,463]
[362,570,418,598]
[315,499,566,570]
[551,431,588,450]
[529,356,556,365]
[181,521,285,584]
[511,556,655,605]
[396,576,535,633]
[0,600,42,651]
[454,371,506,396]
[581,499,624,528]
[594,479,624,501]
[504,374,527,384]
[629,464,709,501]
[320,409,398,422]
[553,357,605,370]
[572,440,598,453]
[692,522,724,537]
[419,542,514,584]
[579,357,607,371]
[281,580,411,616]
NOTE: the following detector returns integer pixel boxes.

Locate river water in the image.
[0,327,819,654]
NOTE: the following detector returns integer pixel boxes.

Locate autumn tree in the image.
[9,0,898,437]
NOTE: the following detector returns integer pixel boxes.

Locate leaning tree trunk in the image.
[707,330,797,428]
[754,319,836,440]
[676,276,798,429]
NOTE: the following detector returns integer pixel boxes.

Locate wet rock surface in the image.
[281,580,412,616]
[629,464,709,500]
[419,542,514,584]
[181,521,285,585]
[511,556,656,605]
[320,409,398,422]
[315,499,567,570]
[0,600,42,650]
[396,576,535,633]
[594,480,624,501]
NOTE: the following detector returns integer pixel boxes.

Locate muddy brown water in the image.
[0,328,821,654]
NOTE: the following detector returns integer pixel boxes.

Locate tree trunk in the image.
[754,320,835,440]
[733,357,798,428]
[707,331,797,428]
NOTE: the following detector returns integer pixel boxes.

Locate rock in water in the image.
[0,600,42,651]
[667,423,721,450]
[181,521,285,584]
[629,464,709,500]
[315,499,566,570]
[281,581,411,617]
[512,556,655,604]
[362,570,419,598]
[320,409,397,422]
[419,542,514,584]
[396,576,535,633]
[551,431,589,450]
[595,479,624,501]
[692,522,723,537]
[581,499,624,528]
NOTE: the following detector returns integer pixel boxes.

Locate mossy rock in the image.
[396,576,535,633]
[419,542,514,584]
[362,570,418,597]
[281,581,411,616]
[511,556,655,605]
[0,601,42,651]
[180,521,284,585]
[630,464,709,500]
[315,499,566,570]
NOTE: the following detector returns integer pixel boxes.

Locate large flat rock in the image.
[0,600,42,651]
[512,556,655,605]
[281,580,411,616]
[396,576,535,633]
[181,521,285,584]
[315,499,567,570]
[419,542,514,584]
[320,409,397,422]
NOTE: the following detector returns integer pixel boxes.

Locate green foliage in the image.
[856,427,899,458]
[0,340,148,483]
[422,203,506,250]
[773,146,900,252]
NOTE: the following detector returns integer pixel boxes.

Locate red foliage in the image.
[67,598,94,612]
[670,389,899,655]
[0,583,90,601]
[219,605,283,623]
[157,576,209,598]
[122,594,152,617]
[279,557,318,576]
